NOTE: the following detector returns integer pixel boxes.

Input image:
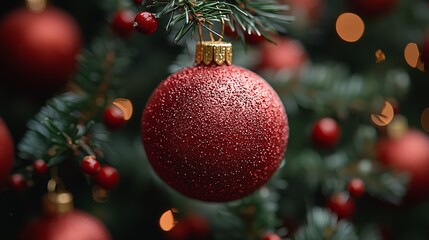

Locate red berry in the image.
[134,11,158,35]
[327,192,356,219]
[81,156,101,175]
[347,178,365,197]
[9,174,26,191]
[311,118,341,148]
[110,10,135,38]
[33,159,48,176]
[103,106,126,130]
[95,166,119,189]
[262,233,281,240]
[245,32,265,45]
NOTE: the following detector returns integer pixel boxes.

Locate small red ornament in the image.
[348,0,398,18]
[0,7,81,94]
[95,166,119,189]
[376,129,429,199]
[311,118,341,149]
[81,156,101,175]
[103,106,126,130]
[327,192,356,219]
[19,210,111,240]
[110,10,135,38]
[0,117,14,188]
[9,174,26,192]
[33,159,48,176]
[262,233,281,240]
[347,178,365,197]
[142,61,288,202]
[134,11,158,35]
[245,31,265,45]
[259,37,308,73]
[167,215,210,240]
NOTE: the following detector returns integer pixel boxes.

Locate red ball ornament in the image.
[19,210,111,240]
[0,117,14,188]
[95,166,119,189]
[81,156,101,175]
[376,129,429,199]
[0,7,82,93]
[110,10,135,38]
[258,37,308,73]
[262,233,281,240]
[141,62,288,202]
[348,0,398,18]
[9,173,26,192]
[33,159,48,176]
[134,11,158,35]
[103,106,126,130]
[347,178,365,197]
[311,118,341,149]
[327,192,356,219]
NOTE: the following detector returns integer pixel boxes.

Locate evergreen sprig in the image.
[294,208,358,240]
[149,0,292,43]
[17,37,132,167]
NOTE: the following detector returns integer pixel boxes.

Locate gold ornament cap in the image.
[42,179,74,215]
[195,41,233,66]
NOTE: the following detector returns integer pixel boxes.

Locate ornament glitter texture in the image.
[142,41,288,202]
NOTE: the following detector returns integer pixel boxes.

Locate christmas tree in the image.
[1,0,429,239]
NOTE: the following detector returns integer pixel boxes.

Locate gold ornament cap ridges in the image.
[195,41,233,66]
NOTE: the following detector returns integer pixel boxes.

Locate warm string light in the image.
[26,0,47,12]
[113,98,133,120]
[336,13,365,43]
[404,42,425,71]
[371,101,394,127]
[159,209,178,231]
[375,49,386,63]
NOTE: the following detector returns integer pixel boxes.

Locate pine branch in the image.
[149,0,292,43]
[294,208,358,240]
[17,37,133,167]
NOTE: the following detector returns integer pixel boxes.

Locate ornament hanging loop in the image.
[26,0,47,13]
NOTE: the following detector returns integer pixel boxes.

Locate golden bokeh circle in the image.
[112,98,133,120]
[336,13,365,43]
[404,43,420,68]
[159,210,177,231]
[371,101,394,127]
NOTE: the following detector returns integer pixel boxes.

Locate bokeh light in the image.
[375,49,386,63]
[421,108,429,132]
[336,13,365,43]
[113,98,133,120]
[404,43,420,68]
[371,101,394,127]
[159,209,177,231]
[26,0,47,12]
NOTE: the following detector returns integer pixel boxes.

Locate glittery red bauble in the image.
[0,7,81,93]
[348,0,398,18]
[141,64,288,202]
[19,210,111,240]
[259,37,308,72]
[376,129,429,199]
[0,117,14,188]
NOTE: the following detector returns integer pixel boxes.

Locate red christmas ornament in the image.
[141,41,288,202]
[103,106,126,130]
[81,156,101,175]
[311,118,341,149]
[95,166,119,189]
[327,192,356,219]
[262,233,281,240]
[376,129,429,199]
[110,10,135,38]
[167,215,210,240]
[258,37,308,72]
[134,11,158,35]
[33,159,48,176]
[0,117,14,188]
[348,0,398,18]
[0,7,82,93]
[347,178,365,197]
[9,173,26,192]
[19,210,111,240]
